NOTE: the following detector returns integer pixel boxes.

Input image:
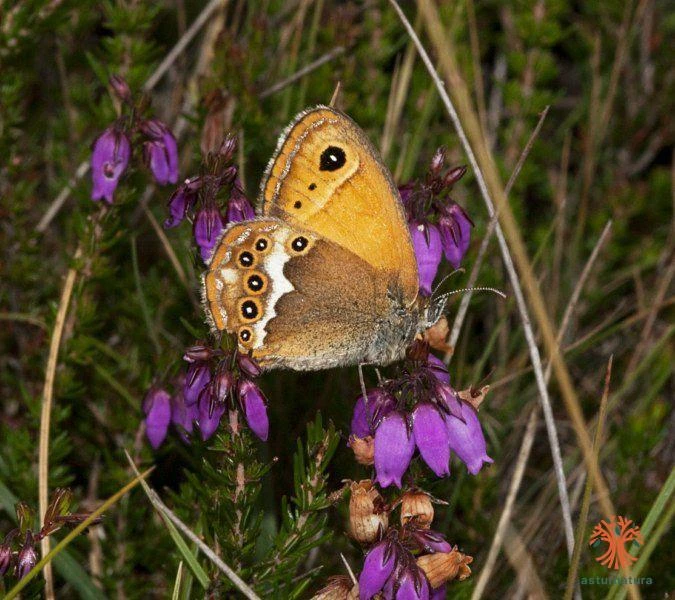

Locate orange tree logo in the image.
[589,516,644,570]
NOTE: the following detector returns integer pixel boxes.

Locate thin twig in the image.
[259,46,345,99]
[340,553,358,586]
[392,0,575,562]
[38,251,81,599]
[563,356,613,600]
[35,0,228,233]
[125,452,261,600]
[470,407,539,600]
[448,106,550,354]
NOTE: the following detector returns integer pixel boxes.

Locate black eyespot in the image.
[255,238,268,251]
[291,236,308,252]
[308,183,317,191]
[238,251,254,267]
[319,146,346,171]
[294,201,302,209]
[239,328,251,342]
[247,274,264,292]
[241,300,259,320]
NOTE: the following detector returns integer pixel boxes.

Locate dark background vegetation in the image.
[1,0,672,598]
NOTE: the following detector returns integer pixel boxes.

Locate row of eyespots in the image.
[237,236,270,268]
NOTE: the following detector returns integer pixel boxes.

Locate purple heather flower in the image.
[184,362,211,406]
[445,404,493,475]
[429,584,446,600]
[374,412,416,488]
[170,385,196,443]
[194,206,225,263]
[143,387,172,449]
[394,566,430,600]
[141,119,179,185]
[16,533,37,579]
[351,388,396,439]
[438,203,472,269]
[0,543,11,576]
[197,390,226,440]
[412,404,450,477]
[409,222,443,296]
[412,529,453,554]
[226,184,255,223]
[359,540,397,599]
[426,354,450,386]
[164,176,201,228]
[238,379,269,441]
[237,354,261,378]
[91,127,131,204]
[435,382,463,421]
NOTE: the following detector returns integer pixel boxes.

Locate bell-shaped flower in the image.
[359,539,398,599]
[184,362,211,406]
[140,119,179,185]
[170,385,195,443]
[197,390,226,441]
[143,387,172,449]
[394,566,430,600]
[374,412,416,488]
[226,184,255,223]
[164,176,201,228]
[412,403,450,477]
[351,388,396,439]
[438,202,472,269]
[194,205,224,263]
[409,222,442,296]
[445,404,493,475]
[238,379,269,441]
[91,127,131,204]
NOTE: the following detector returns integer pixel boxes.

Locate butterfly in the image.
[202,106,446,371]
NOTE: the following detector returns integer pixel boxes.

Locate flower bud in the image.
[16,532,37,579]
[442,165,467,188]
[237,353,261,378]
[0,543,12,576]
[348,480,388,544]
[429,148,446,176]
[400,490,434,528]
[109,75,132,102]
[349,434,374,466]
[416,547,473,588]
[183,344,215,363]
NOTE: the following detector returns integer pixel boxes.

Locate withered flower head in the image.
[399,490,434,529]
[349,434,374,466]
[348,480,388,544]
[416,546,473,588]
[311,575,358,600]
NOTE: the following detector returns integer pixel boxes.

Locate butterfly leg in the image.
[357,363,369,404]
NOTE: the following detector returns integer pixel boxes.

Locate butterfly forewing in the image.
[259,106,418,303]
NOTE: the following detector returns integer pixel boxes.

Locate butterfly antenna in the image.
[427,286,506,326]
[441,286,507,300]
[431,268,465,299]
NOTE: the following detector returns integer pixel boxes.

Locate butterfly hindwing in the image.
[203,219,412,370]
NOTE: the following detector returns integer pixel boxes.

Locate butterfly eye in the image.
[238,251,255,267]
[239,328,252,343]
[254,237,269,252]
[239,299,260,321]
[319,146,346,171]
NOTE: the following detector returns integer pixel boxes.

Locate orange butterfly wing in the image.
[259,106,419,303]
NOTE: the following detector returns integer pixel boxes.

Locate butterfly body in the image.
[203,106,437,371]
